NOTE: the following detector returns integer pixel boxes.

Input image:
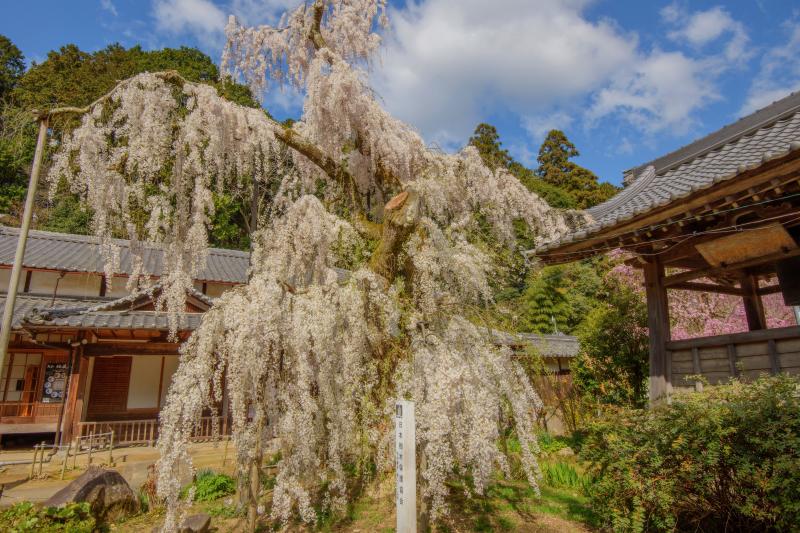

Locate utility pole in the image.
[0,117,49,373]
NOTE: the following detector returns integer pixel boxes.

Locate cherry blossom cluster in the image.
[46,1,588,529]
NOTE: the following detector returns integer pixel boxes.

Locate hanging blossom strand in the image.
[46,1,589,530]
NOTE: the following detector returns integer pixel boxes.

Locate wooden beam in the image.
[758,283,782,296]
[663,247,800,287]
[644,259,670,404]
[668,281,744,296]
[740,275,767,330]
[665,325,800,350]
[537,154,800,261]
[84,342,180,356]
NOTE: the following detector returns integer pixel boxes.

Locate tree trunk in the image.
[418,449,430,532]
[246,414,265,532]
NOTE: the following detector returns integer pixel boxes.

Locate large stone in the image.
[180,513,211,533]
[556,447,575,457]
[44,466,139,521]
[150,513,212,533]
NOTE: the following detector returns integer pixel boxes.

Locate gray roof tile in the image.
[533,91,800,255]
[1,289,207,333]
[492,330,580,357]
[34,310,204,331]
[0,294,111,329]
[0,227,249,283]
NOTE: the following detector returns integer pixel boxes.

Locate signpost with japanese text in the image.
[395,399,416,533]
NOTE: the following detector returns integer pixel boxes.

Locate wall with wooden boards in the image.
[667,326,800,392]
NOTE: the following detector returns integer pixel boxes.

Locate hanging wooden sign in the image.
[41,361,68,403]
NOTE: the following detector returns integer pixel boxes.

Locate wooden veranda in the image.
[530,90,800,402]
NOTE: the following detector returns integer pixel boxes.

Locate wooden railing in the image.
[0,401,61,419]
[666,325,800,391]
[76,416,231,446]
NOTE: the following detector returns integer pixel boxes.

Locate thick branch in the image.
[309,0,327,50]
[370,191,419,280]
[273,126,340,179]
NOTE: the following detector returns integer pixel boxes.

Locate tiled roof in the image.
[1,286,209,333]
[0,293,111,329]
[533,90,800,255]
[2,293,578,356]
[492,331,580,358]
[27,310,204,331]
[0,227,249,283]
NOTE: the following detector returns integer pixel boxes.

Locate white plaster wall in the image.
[106,276,130,297]
[205,283,230,298]
[127,356,163,409]
[160,356,180,408]
[26,271,102,296]
[0,267,26,293]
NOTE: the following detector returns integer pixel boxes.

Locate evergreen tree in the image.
[0,35,24,100]
[535,129,618,209]
[12,44,260,117]
[468,123,578,208]
[468,123,512,170]
[517,261,604,334]
[573,270,649,407]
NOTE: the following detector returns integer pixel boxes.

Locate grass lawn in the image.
[95,445,599,532]
[110,473,595,532]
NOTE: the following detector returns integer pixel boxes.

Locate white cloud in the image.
[663,4,749,62]
[373,0,637,147]
[145,0,747,149]
[741,23,800,115]
[152,0,226,46]
[150,0,301,64]
[101,0,118,16]
[374,0,734,147]
[617,137,634,155]
[229,0,298,25]
[587,50,719,135]
[152,0,297,37]
[522,111,574,142]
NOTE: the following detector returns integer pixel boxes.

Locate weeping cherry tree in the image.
[46,0,586,530]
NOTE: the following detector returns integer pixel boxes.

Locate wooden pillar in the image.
[60,344,84,444]
[643,259,671,404]
[740,275,766,330]
[65,352,91,442]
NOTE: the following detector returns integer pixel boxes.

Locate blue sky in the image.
[3,0,800,185]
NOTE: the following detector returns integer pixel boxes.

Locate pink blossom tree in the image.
[45,1,586,530]
[607,251,795,340]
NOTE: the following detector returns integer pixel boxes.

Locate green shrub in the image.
[181,469,236,502]
[536,432,573,454]
[194,469,236,502]
[581,375,800,532]
[0,502,95,532]
[540,461,591,491]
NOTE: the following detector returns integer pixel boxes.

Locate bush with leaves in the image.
[580,375,800,532]
[181,469,237,502]
[573,264,649,408]
[0,502,95,532]
[517,260,604,335]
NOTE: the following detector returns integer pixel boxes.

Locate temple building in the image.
[0,227,578,446]
[0,227,248,446]
[530,90,800,402]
